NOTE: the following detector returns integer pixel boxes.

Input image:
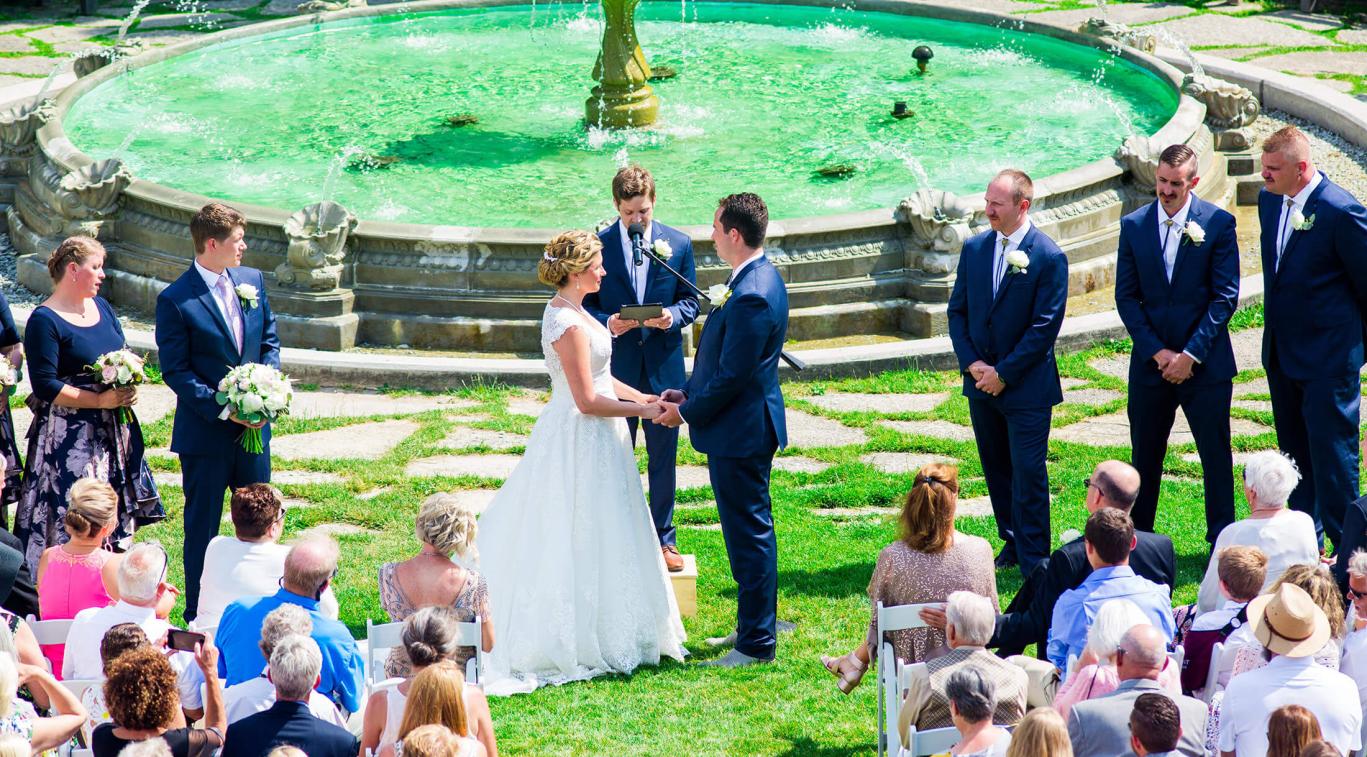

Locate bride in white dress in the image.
[476,229,688,696]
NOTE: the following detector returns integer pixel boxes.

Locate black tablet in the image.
[619,303,664,322]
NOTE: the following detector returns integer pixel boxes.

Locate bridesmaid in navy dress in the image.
[15,237,161,571]
[0,291,24,530]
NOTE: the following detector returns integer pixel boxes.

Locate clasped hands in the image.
[607,311,674,336]
[967,361,1006,396]
[639,388,686,428]
[1152,348,1195,384]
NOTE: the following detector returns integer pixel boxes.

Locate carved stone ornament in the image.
[72,42,145,78]
[56,159,132,236]
[1077,17,1157,54]
[1114,135,1161,192]
[1181,73,1261,151]
[278,201,359,291]
[895,188,978,255]
[0,99,54,158]
[296,0,365,12]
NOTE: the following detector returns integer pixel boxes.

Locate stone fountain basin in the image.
[2,0,1220,353]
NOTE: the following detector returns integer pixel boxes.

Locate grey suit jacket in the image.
[1067,678,1209,757]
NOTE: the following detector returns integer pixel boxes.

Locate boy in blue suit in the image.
[947,169,1068,577]
[1259,125,1367,550]
[1114,143,1240,548]
[583,165,698,571]
[155,203,281,622]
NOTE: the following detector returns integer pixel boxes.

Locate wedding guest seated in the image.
[1128,693,1181,757]
[1227,564,1346,675]
[64,543,178,680]
[938,666,1013,756]
[222,604,345,727]
[1339,551,1367,747]
[820,464,997,692]
[222,635,358,757]
[216,536,364,714]
[896,591,1026,740]
[1268,704,1324,757]
[380,661,486,757]
[1067,625,1208,757]
[361,607,498,757]
[989,460,1175,656]
[92,642,225,757]
[1177,545,1267,695]
[0,607,51,708]
[1197,450,1317,614]
[397,725,467,757]
[1004,708,1071,757]
[380,492,491,679]
[1047,508,1174,673]
[1300,741,1343,757]
[1217,584,1361,756]
[80,623,164,745]
[1053,600,1180,721]
[195,484,338,631]
[0,650,86,751]
[36,477,120,677]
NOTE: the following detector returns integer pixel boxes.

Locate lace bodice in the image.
[541,303,615,399]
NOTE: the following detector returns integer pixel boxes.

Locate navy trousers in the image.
[180,447,271,621]
[1267,348,1361,550]
[967,398,1052,577]
[1128,379,1235,546]
[708,453,777,660]
[626,403,679,548]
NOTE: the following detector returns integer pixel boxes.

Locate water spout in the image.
[116,0,155,47]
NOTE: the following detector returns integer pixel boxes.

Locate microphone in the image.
[628,222,645,267]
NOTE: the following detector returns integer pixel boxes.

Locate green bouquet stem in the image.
[240,426,264,454]
[116,407,129,425]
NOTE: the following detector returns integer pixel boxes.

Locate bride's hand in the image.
[638,402,664,420]
[641,394,660,404]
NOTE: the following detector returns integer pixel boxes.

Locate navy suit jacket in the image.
[946,223,1068,409]
[1260,174,1367,381]
[584,222,699,393]
[155,265,281,456]
[1114,196,1240,385]
[222,700,359,757]
[680,255,788,458]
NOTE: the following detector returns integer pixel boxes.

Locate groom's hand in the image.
[653,400,683,427]
[660,389,686,404]
[230,412,266,429]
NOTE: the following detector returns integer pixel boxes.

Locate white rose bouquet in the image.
[215,363,293,453]
[89,349,146,423]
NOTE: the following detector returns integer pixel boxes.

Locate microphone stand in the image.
[643,246,807,372]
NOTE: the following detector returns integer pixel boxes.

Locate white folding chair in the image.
[69,750,93,757]
[1201,641,1241,704]
[1168,645,1184,672]
[875,601,940,756]
[904,725,961,757]
[24,616,74,646]
[365,616,485,687]
[456,616,485,686]
[59,677,101,701]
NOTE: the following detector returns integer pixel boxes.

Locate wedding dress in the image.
[475,301,687,696]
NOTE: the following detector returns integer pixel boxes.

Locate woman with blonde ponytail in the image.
[819,463,998,693]
[474,229,687,695]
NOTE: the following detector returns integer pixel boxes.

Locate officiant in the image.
[584,165,698,572]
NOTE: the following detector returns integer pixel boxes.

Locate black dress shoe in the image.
[994,544,1018,569]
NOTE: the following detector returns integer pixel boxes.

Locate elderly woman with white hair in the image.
[1196,450,1318,614]
[1051,599,1180,720]
[942,666,1013,757]
[380,492,493,679]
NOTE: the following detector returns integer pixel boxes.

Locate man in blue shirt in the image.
[216,537,364,714]
[1047,507,1174,672]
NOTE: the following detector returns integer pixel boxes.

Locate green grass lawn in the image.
[124,306,1279,756]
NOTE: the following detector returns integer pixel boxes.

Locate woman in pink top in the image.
[36,478,121,677]
[1052,598,1180,721]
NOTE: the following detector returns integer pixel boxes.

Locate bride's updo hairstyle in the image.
[538,230,601,288]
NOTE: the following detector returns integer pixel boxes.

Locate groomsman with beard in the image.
[947,169,1069,576]
[1259,126,1367,551]
[1114,143,1239,550]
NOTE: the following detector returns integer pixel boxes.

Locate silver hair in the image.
[1349,550,1367,581]
[259,603,313,659]
[1243,450,1302,508]
[1087,599,1150,662]
[945,591,995,647]
[944,666,996,724]
[116,739,174,757]
[117,543,166,604]
[269,634,322,701]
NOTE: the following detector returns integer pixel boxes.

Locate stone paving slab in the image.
[1231,329,1264,372]
[1152,14,1333,48]
[1198,46,1273,60]
[262,0,301,14]
[1233,399,1273,413]
[291,391,478,419]
[878,419,975,442]
[1255,51,1367,77]
[1089,356,1130,380]
[300,523,377,539]
[197,0,264,9]
[1030,4,1193,27]
[0,37,35,53]
[773,456,833,474]
[1265,9,1344,32]
[813,506,897,518]
[27,25,113,43]
[1180,449,1275,466]
[506,397,547,418]
[405,454,522,479]
[357,487,390,500]
[273,419,418,461]
[955,496,995,518]
[1053,411,1271,446]
[447,489,497,514]
[786,409,867,448]
[1063,387,1124,406]
[805,392,946,414]
[0,57,67,76]
[1060,377,1089,390]
[860,452,958,474]
[1338,29,1367,45]
[437,425,525,451]
[1234,377,1270,398]
[155,469,344,487]
[645,465,712,492]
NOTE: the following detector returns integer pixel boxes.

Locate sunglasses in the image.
[1350,587,1367,600]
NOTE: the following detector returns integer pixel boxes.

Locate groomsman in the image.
[156,203,280,622]
[1260,126,1367,550]
[947,169,1069,576]
[1114,143,1239,548]
[583,165,698,572]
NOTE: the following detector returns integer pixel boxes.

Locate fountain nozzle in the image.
[913,45,933,74]
[892,101,913,120]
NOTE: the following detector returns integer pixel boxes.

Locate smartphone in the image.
[166,629,206,653]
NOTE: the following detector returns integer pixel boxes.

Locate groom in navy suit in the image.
[947,169,1068,577]
[155,203,280,622]
[1259,126,1367,550]
[1115,143,1240,548]
[655,193,788,667]
[583,165,698,571]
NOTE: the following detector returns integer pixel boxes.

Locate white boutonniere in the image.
[1291,209,1315,231]
[1005,250,1030,275]
[1182,220,1206,245]
[653,238,672,257]
[234,283,259,310]
[1059,528,1082,546]
[706,283,731,309]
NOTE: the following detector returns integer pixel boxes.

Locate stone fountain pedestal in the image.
[585,0,658,128]
[270,287,359,351]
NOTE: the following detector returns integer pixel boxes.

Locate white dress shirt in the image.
[1276,171,1323,266]
[1219,653,1362,756]
[616,219,653,304]
[993,216,1033,296]
[223,672,348,726]
[727,249,766,286]
[194,260,243,351]
[64,600,170,680]
[1157,194,1192,283]
[194,536,339,631]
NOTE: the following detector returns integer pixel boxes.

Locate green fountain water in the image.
[63,2,1177,228]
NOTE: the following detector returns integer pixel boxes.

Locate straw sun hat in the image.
[1246,582,1331,658]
